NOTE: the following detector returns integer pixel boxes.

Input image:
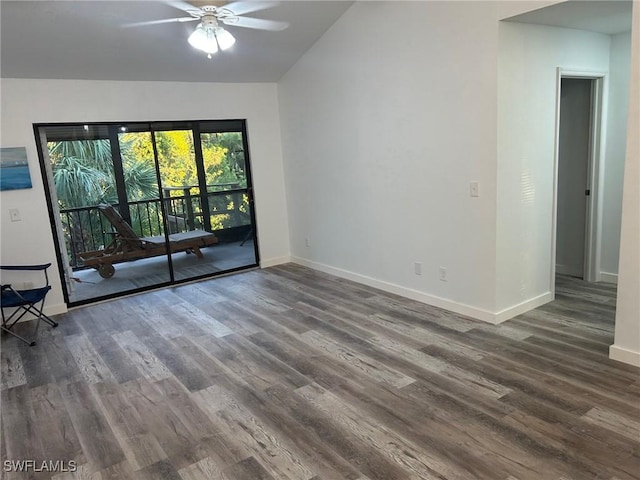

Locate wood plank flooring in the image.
[1,265,638,479]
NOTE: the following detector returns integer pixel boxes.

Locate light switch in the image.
[470,181,479,197]
[9,208,21,222]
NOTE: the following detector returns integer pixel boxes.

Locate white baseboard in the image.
[289,257,553,325]
[46,303,68,316]
[260,255,292,268]
[493,292,554,323]
[609,344,640,367]
[290,256,503,323]
[599,271,618,284]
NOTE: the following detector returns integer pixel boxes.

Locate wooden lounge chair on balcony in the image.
[78,204,218,278]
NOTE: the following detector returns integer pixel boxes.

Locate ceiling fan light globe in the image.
[215,28,236,50]
[188,25,219,54]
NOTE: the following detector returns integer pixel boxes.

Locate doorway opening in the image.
[552,70,606,288]
[35,120,259,306]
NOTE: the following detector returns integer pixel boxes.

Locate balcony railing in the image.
[61,189,250,269]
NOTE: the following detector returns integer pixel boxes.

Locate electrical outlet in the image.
[470,181,479,197]
[414,262,422,275]
[439,267,448,282]
[9,208,21,222]
[305,237,311,247]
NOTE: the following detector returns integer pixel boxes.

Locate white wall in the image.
[496,23,611,312]
[611,1,640,368]
[0,79,290,314]
[601,32,632,282]
[278,1,502,321]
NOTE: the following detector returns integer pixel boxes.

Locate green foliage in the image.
[155,131,198,194]
[52,155,111,208]
[122,157,158,202]
[201,132,247,187]
[118,133,158,201]
[49,139,113,172]
[202,143,229,185]
[49,138,158,208]
[49,131,248,208]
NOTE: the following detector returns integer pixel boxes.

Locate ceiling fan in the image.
[125,1,289,58]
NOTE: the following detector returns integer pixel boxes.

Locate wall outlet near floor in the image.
[9,208,21,222]
[414,262,422,275]
[439,267,448,282]
[305,237,311,247]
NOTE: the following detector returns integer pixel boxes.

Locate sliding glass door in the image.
[35,119,258,306]
[199,121,257,271]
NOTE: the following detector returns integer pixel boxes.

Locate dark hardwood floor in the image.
[1,265,638,479]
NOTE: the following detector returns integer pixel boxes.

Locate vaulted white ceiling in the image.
[0,1,353,82]
[2,1,633,84]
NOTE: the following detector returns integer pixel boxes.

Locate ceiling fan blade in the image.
[166,1,201,14]
[222,16,289,31]
[222,2,280,16]
[123,16,199,28]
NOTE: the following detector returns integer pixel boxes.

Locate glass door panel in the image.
[46,125,115,276]
[198,124,258,270]
[118,129,165,236]
[153,126,218,282]
[42,124,173,305]
[201,131,247,190]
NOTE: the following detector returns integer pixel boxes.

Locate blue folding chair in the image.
[1,264,59,346]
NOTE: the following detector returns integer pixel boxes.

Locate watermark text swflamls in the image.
[3,460,77,473]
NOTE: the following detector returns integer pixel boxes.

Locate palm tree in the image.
[48,138,159,264]
[49,139,115,208]
[49,138,159,208]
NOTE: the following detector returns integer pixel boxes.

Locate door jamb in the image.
[551,68,607,293]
